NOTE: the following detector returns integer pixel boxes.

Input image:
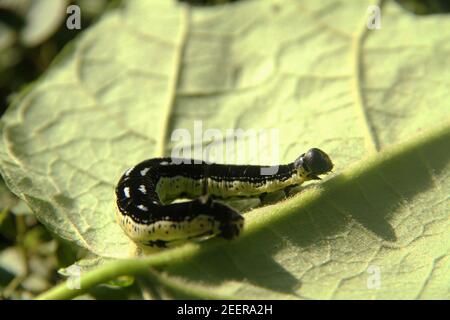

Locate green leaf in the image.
[166,122,450,299]
[1,0,449,299]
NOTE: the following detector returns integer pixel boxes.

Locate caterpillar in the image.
[115,148,333,248]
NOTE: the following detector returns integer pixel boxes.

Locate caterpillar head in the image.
[295,148,333,180]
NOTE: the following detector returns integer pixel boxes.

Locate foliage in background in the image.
[395,0,450,14]
[0,0,123,116]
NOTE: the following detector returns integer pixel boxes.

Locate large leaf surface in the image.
[0,0,449,299]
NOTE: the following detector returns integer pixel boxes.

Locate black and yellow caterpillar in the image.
[115,148,333,248]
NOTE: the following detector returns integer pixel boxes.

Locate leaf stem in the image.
[350,0,386,153]
[36,244,200,300]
